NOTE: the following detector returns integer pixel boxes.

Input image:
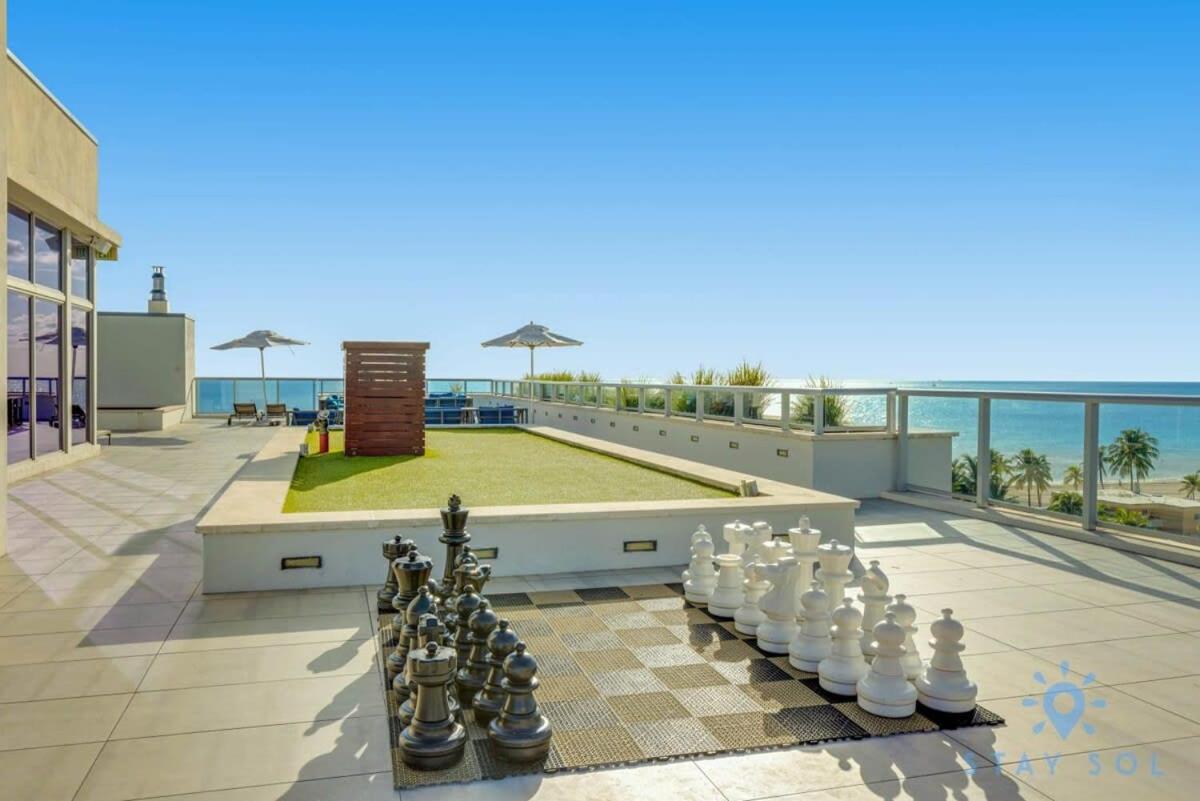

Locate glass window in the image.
[70,308,89,445]
[71,242,90,299]
[7,205,30,281]
[34,221,62,289]
[7,292,31,463]
[33,299,61,456]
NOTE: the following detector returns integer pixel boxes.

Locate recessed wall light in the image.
[281,556,322,570]
[777,448,789,457]
[623,539,657,553]
[729,441,740,449]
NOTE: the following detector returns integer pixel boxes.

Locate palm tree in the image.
[1009,449,1053,506]
[951,450,1010,499]
[1062,464,1084,491]
[1048,491,1083,515]
[1181,473,1200,500]
[1106,429,1160,493]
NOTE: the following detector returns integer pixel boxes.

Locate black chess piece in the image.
[453,586,483,669]
[398,613,460,726]
[399,642,467,770]
[377,535,414,613]
[472,619,519,727]
[389,549,433,641]
[456,600,498,707]
[436,494,471,605]
[388,585,437,691]
[487,642,552,763]
[439,545,477,615]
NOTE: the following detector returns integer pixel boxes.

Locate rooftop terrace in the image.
[2,421,1198,800]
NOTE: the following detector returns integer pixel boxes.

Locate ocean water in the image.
[835,381,1200,481]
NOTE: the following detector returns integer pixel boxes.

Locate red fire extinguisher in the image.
[315,416,330,454]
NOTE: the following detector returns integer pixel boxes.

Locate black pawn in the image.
[487,642,552,763]
[457,600,498,707]
[453,587,483,669]
[400,642,467,770]
[472,619,519,727]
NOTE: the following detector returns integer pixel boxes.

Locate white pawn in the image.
[788,581,831,671]
[915,609,978,713]
[754,556,801,653]
[734,523,778,634]
[683,533,717,605]
[681,524,709,585]
[858,560,891,661]
[857,612,917,717]
[816,539,854,610]
[819,598,869,696]
[887,594,923,680]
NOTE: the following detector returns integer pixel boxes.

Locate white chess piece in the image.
[787,518,821,596]
[915,609,978,713]
[754,556,802,653]
[887,594,923,681]
[681,524,709,585]
[788,581,831,671]
[819,598,869,696]
[816,539,854,608]
[735,532,787,635]
[709,521,754,618]
[857,612,918,717]
[858,560,891,661]
[723,520,755,557]
[683,533,717,605]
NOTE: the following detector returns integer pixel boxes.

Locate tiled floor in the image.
[1,421,1199,800]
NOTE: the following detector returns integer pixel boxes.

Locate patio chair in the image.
[265,403,290,426]
[227,402,262,425]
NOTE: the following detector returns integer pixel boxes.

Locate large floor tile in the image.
[907,586,1091,620]
[0,655,152,703]
[946,687,1200,762]
[178,590,369,624]
[75,715,391,801]
[162,613,373,653]
[0,693,131,750]
[111,673,384,739]
[695,732,989,801]
[140,638,378,691]
[1027,633,1200,685]
[889,568,1024,596]
[961,650,1087,701]
[768,768,1049,800]
[0,602,182,636]
[124,772,396,801]
[0,742,104,801]
[1108,600,1200,632]
[406,760,725,801]
[1115,676,1200,724]
[1047,577,1190,607]
[0,626,170,666]
[967,608,1173,649]
[1009,737,1198,799]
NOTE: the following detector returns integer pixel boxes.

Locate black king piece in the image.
[438,494,470,598]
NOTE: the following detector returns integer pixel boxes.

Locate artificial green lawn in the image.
[284,427,733,512]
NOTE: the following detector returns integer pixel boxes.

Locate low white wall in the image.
[475,397,952,499]
[99,405,187,432]
[202,503,854,594]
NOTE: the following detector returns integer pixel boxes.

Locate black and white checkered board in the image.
[380,583,1002,789]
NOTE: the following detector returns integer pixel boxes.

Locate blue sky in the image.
[10,1,1198,381]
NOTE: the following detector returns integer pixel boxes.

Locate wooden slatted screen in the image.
[342,341,430,456]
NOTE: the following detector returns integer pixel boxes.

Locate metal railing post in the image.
[637,387,645,414]
[780,392,790,432]
[813,393,825,435]
[976,397,991,509]
[896,393,909,490]
[886,391,896,433]
[1083,401,1100,531]
[696,389,704,422]
[663,388,671,417]
[733,391,744,427]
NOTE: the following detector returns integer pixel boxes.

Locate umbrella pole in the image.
[260,348,268,414]
[529,346,534,378]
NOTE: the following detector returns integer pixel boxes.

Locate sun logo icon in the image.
[1023,661,1107,740]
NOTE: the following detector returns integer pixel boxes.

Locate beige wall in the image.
[1,3,9,558]
[5,51,118,245]
[98,313,195,412]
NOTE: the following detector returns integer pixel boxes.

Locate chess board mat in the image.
[379,583,1002,789]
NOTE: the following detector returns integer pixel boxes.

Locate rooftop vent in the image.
[148,265,169,313]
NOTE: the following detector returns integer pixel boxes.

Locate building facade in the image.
[3,31,121,554]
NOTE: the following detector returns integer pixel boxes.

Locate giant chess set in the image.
[376,498,1000,789]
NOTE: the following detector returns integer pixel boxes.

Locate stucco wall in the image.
[479,397,953,499]
[1,7,9,558]
[5,52,104,238]
[98,313,195,411]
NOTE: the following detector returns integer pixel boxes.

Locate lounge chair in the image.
[227,402,262,425]
[265,403,290,426]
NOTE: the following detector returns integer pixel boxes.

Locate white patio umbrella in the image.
[481,321,583,376]
[211,330,309,408]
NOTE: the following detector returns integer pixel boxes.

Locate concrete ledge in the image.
[883,490,1200,568]
[99,405,188,432]
[198,427,860,593]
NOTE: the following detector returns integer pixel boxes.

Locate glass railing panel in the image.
[567,385,582,404]
[905,395,976,496]
[1098,402,1200,534]
[600,386,617,408]
[703,389,735,419]
[618,384,639,410]
[643,388,666,413]
[669,389,696,415]
[195,379,233,414]
[233,378,271,409]
[991,399,1083,517]
[277,380,316,411]
[836,393,889,429]
[742,391,780,424]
